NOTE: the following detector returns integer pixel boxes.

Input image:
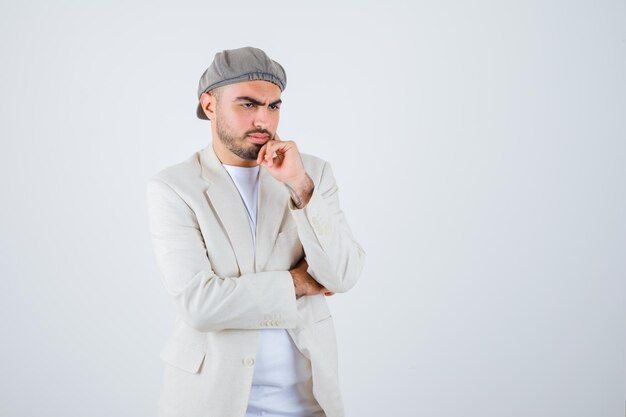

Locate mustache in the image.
[246,129,272,137]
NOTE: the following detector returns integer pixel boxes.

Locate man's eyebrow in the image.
[234,96,282,106]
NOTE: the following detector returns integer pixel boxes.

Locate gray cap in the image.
[196,46,287,120]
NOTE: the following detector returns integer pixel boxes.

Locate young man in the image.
[146,46,365,417]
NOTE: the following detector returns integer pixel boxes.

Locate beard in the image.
[215,114,271,161]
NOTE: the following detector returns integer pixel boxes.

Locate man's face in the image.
[211,80,282,161]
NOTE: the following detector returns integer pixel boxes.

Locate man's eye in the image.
[242,103,255,108]
[269,104,280,110]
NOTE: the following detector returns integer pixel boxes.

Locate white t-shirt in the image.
[222,164,325,417]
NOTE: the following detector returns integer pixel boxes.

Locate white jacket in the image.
[146,143,365,417]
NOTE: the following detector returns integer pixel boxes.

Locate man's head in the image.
[195,47,286,165]
[200,80,282,162]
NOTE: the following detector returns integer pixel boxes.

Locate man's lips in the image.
[247,134,270,144]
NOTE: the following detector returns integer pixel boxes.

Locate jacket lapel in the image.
[255,166,290,272]
[199,144,255,275]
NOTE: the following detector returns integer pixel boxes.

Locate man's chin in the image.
[233,143,261,161]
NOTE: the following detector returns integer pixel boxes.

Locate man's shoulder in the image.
[300,152,328,173]
[300,151,340,186]
[148,148,204,191]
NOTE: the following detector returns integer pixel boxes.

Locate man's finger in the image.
[264,140,277,164]
[256,143,268,165]
[268,141,285,167]
[321,287,335,296]
[265,142,275,167]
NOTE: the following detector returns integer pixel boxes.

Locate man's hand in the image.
[289,257,335,299]
[256,134,314,209]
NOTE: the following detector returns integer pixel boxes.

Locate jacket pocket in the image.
[314,313,332,323]
[273,226,300,251]
[266,227,304,270]
[160,338,206,374]
[311,293,332,323]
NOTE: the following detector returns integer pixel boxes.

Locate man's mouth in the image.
[247,134,270,144]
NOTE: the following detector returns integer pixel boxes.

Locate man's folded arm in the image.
[146,178,298,333]
[287,161,366,294]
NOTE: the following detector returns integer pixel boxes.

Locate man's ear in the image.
[200,92,216,120]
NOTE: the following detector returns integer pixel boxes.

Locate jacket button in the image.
[243,357,255,367]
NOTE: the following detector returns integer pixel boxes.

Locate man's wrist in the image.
[285,173,314,209]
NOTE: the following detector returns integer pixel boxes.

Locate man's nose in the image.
[253,107,272,129]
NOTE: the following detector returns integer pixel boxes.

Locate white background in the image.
[1,1,624,416]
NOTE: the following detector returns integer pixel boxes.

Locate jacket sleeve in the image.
[287,161,366,293]
[146,178,298,333]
